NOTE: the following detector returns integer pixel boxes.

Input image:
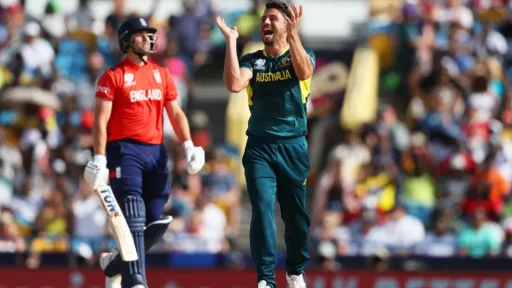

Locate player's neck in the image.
[264,42,289,57]
[126,53,148,66]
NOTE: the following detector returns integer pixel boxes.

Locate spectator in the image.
[311,211,351,257]
[97,14,122,68]
[162,42,193,112]
[0,207,25,252]
[170,195,228,253]
[11,178,44,238]
[235,0,265,46]
[400,132,436,225]
[468,64,499,123]
[30,188,70,253]
[189,110,212,151]
[202,148,241,237]
[69,176,113,264]
[71,0,94,32]
[353,160,396,218]
[500,216,512,257]
[170,0,211,71]
[19,21,55,80]
[415,208,458,257]
[364,204,425,254]
[40,0,66,40]
[468,151,508,218]
[458,208,501,257]
[437,149,475,208]
[329,131,372,194]
[311,149,345,228]
[74,51,106,110]
[378,105,410,158]
[316,240,341,272]
[0,125,22,206]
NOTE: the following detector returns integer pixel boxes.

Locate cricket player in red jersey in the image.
[83,17,205,288]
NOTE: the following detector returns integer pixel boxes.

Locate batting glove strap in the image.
[94,154,107,169]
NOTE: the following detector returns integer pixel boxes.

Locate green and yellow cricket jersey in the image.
[239,48,316,139]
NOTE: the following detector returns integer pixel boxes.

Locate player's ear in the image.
[121,37,134,53]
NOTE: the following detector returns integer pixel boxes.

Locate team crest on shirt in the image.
[153,69,162,83]
[278,57,291,68]
[254,59,266,70]
[124,73,136,87]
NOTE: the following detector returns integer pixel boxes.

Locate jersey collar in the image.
[123,56,147,69]
[263,48,289,57]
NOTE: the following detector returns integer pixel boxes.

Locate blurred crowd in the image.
[0,0,248,268]
[5,0,512,273]
[308,0,512,271]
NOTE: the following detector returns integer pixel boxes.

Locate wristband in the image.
[94,154,107,168]
[183,140,194,149]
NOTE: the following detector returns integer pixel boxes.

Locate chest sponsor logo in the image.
[130,89,162,102]
[255,70,292,82]
[153,69,162,83]
[124,73,136,87]
[254,59,266,70]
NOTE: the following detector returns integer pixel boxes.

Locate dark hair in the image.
[265,0,292,19]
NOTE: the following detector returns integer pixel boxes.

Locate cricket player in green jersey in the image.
[216,1,315,287]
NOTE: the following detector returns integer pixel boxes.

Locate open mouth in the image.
[263,28,273,39]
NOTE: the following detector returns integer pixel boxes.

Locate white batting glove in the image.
[184,140,205,175]
[84,155,109,189]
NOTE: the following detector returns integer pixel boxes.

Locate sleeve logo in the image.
[97,86,110,94]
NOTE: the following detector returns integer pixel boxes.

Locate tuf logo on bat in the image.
[100,188,121,217]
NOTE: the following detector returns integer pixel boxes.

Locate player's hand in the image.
[284,4,303,36]
[84,155,109,190]
[216,16,239,40]
[184,141,205,175]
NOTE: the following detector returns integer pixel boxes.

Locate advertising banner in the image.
[1,269,512,288]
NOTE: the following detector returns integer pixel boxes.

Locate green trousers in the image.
[242,136,311,288]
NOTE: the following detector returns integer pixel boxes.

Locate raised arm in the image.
[285,5,314,80]
[216,16,253,93]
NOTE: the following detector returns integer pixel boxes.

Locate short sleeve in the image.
[240,53,253,71]
[305,47,316,71]
[165,69,178,101]
[457,229,470,248]
[95,70,116,101]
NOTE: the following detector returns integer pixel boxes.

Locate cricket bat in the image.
[95,184,139,262]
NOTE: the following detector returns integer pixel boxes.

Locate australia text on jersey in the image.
[255,70,292,82]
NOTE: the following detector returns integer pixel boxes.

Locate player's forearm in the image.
[93,122,107,156]
[92,99,112,159]
[288,31,313,80]
[170,108,192,143]
[223,38,243,92]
